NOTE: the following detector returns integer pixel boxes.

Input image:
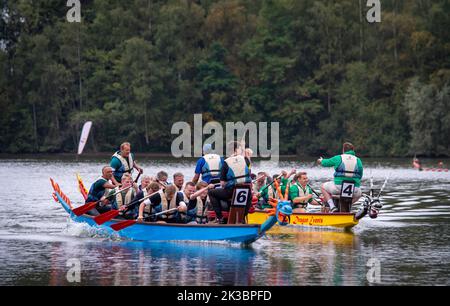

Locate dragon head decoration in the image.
[266,198,292,225]
[259,180,293,233]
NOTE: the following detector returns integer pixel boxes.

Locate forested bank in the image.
[1,0,449,157]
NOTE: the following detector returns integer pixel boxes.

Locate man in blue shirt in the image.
[207,142,252,223]
[193,144,224,184]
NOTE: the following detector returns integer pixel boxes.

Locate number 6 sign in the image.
[232,188,250,206]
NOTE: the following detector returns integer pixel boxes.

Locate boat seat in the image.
[206,208,247,224]
[207,211,229,219]
[227,184,252,224]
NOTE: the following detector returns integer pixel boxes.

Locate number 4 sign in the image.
[340,182,355,199]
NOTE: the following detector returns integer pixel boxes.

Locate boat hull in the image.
[54,190,263,244]
[248,210,358,230]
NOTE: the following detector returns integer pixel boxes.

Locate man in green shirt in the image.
[317,142,363,212]
[288,172,321,212]
[255,174,277,209]
[279,169,296,195]
[255,170,295,209]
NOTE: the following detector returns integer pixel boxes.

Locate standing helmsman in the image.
[317,142,363,212]
[85,166,117,215]
[110,142,143,186]
[208,141,252,224]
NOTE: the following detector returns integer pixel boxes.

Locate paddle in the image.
[306,184,324,206]
[377,178,388,198]
[307,184,321,198]
[149,207,178,218]
[93,189,160,225]
[156,180,168,189]
[112,183,212,231]
[134,172,142,184]
[110,219,136,231]
[369,176,374,196]
[72,185,132,216]
[252,173,267,183]
[111,207,178,231]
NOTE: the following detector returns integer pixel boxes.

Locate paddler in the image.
[288,172,321,213]
[85,166,117,215]
[279,169,297,195]
[253,172,272,209]
[138,175,153,192]
[255,171,293,209]
[131,181,160,219]
[193,143,224,184]
[105,173,138,219]
[208,141,252,224]
[137,185,187,223]
[252,172,268,194]
[181,181,196,202]
[186,181,215,224]
[156,170,169,188]
[317,142,363,212]
[110,142,144,186]
[173,172,185,192]
[178,182,196,221]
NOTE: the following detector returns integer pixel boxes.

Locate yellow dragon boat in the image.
[248,210,359,230]
[247,176,386,231]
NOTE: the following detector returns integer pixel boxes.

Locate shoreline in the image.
[0,152,448,160]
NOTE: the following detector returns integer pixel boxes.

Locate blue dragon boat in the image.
[51,179,292,245]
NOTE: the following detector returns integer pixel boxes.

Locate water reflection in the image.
[41,240,257,286]
[1,233,370,286]
[258,231,366,286]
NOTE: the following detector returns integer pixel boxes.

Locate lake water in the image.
[0,156,449,285]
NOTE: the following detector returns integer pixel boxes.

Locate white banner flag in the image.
[77,121,92,155]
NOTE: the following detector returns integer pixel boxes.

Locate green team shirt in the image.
[258,176,291,209]
[280,177,290,195]
[258,177,289,199]
[321,150,363,187]
[258,185,277,209]
[259,185,270,200]
[289,183,314,203]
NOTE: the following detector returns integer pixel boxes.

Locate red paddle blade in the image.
[94,210,119,225]
[111,220,136,231]
[72,202,97,216]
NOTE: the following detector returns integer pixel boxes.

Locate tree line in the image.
[0,0,449,157]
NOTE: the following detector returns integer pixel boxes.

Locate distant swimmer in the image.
[413,157,423,171]
[422,161,449,172]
